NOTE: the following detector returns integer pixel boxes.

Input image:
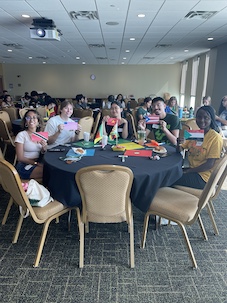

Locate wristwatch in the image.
[34,162,38,165]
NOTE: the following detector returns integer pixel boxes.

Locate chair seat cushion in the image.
[149,187,199,223]
[33,200,67,221]
[173,185,203,198]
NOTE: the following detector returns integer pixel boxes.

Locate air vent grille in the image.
[3,43,23,49]
[70,11,99,20]
[89,44,105,48]
[155,44,171,48]
[96,57,107,60]
[184,11,217,20]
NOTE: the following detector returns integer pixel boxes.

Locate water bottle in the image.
[178,107,183,119]
[189,107,194,118]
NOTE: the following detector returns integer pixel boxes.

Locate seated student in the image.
[1,95,14,108]
[137,97,152,121]
[75,94,87,109]
[216,95,227,137]
[15,109,47,180]
[167,96,179,115]
[174,106,223,189]
[116,94,126,109]
[44,95,57,118]
[44,100,82,149]
[103,95,114,109]
[29,90,40,108]
[138,97,181,145]
[102,101,129,139]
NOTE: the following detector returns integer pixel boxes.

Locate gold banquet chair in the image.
[174,155,227,235]
[75,165,135,268]
[78,116,94,140]
[0,118,17,165]
[90,111,101,140]
[141,154,227,268]
[0,158,80,267]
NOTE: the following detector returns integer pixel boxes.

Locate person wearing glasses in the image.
[15,109,47,179]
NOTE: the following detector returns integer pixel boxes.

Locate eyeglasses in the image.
[25,116,38,121]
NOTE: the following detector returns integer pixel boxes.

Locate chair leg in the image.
[206,203,219,235]
[209,200,216,214]
[2,197,14,225]
[129,214,135,268]
[76,208,84,268]
[178,223,198,268]
[68,210,71,231]
[197,214,208,240]
[2,143,7,156]
[33,219,51,267]
[12,214,24,243]
[141,212,150,248]
[13,154,17,166]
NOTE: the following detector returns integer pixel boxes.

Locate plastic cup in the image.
[83,132,90,143]
[137,130,146,145]
[102,135,108,148]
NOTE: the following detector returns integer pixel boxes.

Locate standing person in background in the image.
[202,95,211,106]
[216,95,227,136]
[116,94,126,109]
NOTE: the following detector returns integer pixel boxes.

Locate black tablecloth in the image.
[43,145,183,212]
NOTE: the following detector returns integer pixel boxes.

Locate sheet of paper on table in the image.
[66,148,95,157]
[124,150,152,157]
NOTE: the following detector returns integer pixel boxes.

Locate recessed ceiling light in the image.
[7,49,12,52]
[170,57,174,59]
[184,49,189,52]
[82,62,86,64]
[22,14,30,18]
[43,61,46,64]
[123,57,126,60]
[76,57,80,60]
[28,56,32,59]
[125,50,130,53]
[138,14,145,18]
[130,38,135,41]
[121,62,125,64]
[207,37,213,41]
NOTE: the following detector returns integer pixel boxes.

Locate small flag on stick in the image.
[94,123,103,144]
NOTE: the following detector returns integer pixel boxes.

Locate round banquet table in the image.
[43,144,183,212]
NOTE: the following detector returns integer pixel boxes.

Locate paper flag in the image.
[124,150,152,157]
[109,121,118,141]
[94,123,103,144]
[184,130,204,140]
[64,122,78,130]
[145,114,160,124]
[31,132,48,142]
[107,117,118,126]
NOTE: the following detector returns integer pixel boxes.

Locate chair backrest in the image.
[0,119,15,145]
[3,107,19,122]
[75,165,133,223]
[194,155,227,221]
[0,110,12,131]
[0,159,37,218]
[184,118,200,130]
[180,123,191,139]
[101,108,111,117]
[36,106,47,118]
[73,108,93,118]
[19,108,30,118]
[78,116,94,140]
[91,111,101,139]
[128,99,138,109]
[125,112,137,139]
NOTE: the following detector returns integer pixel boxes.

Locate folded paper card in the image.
[184,129,204,140]
[124,150,152,157]
[31,132,48,142]
[64,122,78,130]
[145,114,160,124]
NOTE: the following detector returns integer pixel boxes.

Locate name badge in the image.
[152,124,159,129]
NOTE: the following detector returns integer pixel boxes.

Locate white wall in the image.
[1,63,181,100]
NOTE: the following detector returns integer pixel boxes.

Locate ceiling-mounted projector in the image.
[30,18,61,41]
[30,28,60,41]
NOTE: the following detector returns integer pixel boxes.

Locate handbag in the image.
[26,179,53,207]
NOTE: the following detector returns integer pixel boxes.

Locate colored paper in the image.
[145,114,160,124]
[109,122,119,141]
[107,117,118,126]
[64,122,78,130]
[31,132,48,142]
[122,142,145,150]
[94,123,103,144]
[124,150,152,157]
[184,129,204,140]
[66,148,95,157]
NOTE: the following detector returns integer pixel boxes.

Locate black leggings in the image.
[172,172,206,189]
